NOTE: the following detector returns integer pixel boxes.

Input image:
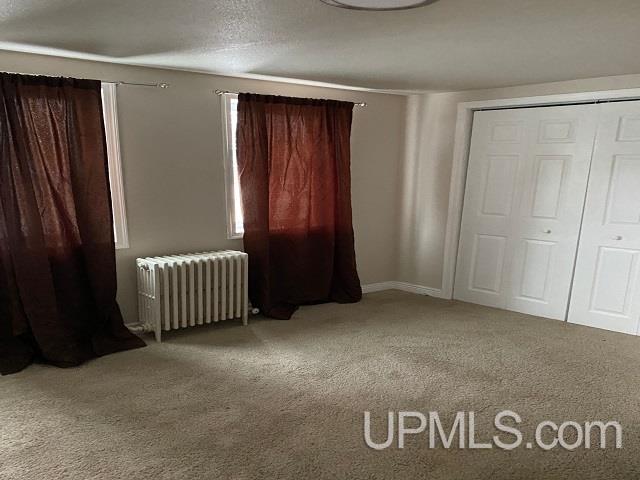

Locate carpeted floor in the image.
[2,290,640,479]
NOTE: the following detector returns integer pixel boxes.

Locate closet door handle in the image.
[613,235,623,241]
[542,229,552,234]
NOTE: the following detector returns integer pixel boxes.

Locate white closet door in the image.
[454,104,598,319]
[568,101,640,334]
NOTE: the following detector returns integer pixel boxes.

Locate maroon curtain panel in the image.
[0,73,144,375]
[237,93,362,319]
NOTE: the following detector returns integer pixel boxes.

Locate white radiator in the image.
[136,250,249,342]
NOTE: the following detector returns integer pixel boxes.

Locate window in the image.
[101,83,129,249]
[221,94,243,238]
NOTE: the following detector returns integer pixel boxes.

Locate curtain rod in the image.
[2,71,170,88]
[214,89,367,107]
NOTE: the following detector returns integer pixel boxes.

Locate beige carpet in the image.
[2,291,640,479]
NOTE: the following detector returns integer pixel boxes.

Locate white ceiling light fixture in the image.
[320,0,439,11]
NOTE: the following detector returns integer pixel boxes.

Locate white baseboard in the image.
[361,281,397,293]
[362,281,446,298]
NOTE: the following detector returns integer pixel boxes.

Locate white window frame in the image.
[221,93,244,239]
[101,82,130,249]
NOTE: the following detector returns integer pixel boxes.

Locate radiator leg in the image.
[154,316,162,343]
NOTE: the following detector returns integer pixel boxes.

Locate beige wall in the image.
[1,50,407,323]
[8,48,640,318]
[398,73,640,292]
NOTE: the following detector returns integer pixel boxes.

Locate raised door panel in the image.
[617,115,640,142]
[589,247,639,316]
[529,156,568,219]
[469,234,507,294]
[481,155,519,216]
[538,119,576,144]
[490,121,523,143]
[605,155,640,225]
[515,239,556,302]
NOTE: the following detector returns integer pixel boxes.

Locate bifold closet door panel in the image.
[454,105,598,319]
[506,105,599,319]
[568,102,640,335]
[453,110,523,310]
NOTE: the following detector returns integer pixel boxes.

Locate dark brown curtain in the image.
[237,93,362,319]
[0,73,144,375]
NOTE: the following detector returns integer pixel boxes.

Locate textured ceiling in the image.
[1,0,640,91]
